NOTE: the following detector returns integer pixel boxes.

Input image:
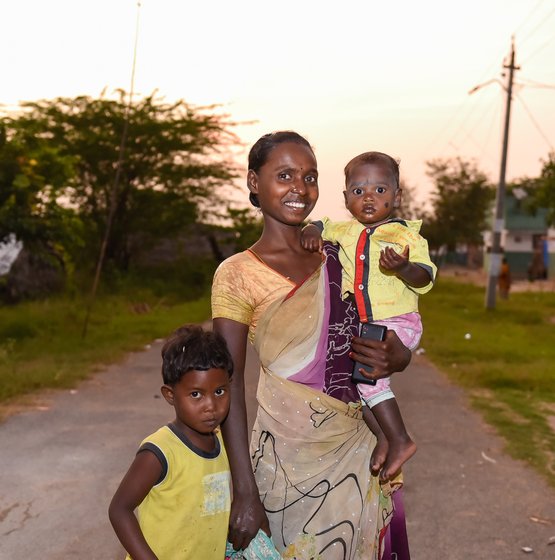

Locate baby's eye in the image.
[190,391,201,399]
[215,388,226,396]
[353,187,363,195]
[375,186,387,194]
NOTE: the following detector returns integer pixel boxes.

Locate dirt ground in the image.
[1,327,555,559]
[439,264,555,293]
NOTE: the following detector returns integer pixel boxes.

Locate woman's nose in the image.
[291,178,306,194]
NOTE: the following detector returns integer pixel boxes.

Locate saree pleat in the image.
[251,261,394,560]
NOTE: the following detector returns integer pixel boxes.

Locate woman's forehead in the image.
[265,142,317,169]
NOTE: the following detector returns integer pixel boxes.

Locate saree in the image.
[250,245,398,560]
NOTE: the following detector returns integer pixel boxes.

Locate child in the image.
[301,151,436,481]
[109,324,233,559]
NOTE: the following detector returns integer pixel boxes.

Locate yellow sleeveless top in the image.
[126,424,230,559]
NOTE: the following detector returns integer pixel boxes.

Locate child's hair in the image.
[161,324,234,385]
[247,131,314,208]
[344,151,400,189]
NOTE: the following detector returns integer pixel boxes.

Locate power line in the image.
[519,4,555,46]
[456,92,503,166]
[515,91,555,151]
[513,0,548,36]
[520,33,555,65]
[517,76,555,89]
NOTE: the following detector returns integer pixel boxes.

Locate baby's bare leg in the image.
[371,398,416,481]
[362,407,388,475]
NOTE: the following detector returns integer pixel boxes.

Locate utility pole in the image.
[485,38,519,310]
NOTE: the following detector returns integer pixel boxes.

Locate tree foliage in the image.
[422,158,495,252]
[530,152,555,226]
[0,122,81,253]
[2,91,239,270]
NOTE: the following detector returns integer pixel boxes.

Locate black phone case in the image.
[351,323,388,386]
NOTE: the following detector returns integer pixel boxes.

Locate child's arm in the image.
[108,450,163,560]
[379,246,431,288]
[301,222,324,253]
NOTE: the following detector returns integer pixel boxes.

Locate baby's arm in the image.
[301,221,324,253]
[379,246,431,288]
[108,450,163,560]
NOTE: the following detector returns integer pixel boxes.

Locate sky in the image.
[2,0,555,220]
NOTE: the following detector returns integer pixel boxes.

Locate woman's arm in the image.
[350,328,411,381]
[108,451,162,560]
[213,317,270,550]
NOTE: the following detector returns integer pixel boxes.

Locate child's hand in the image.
[301,224,324,253]
[379,245,410,274]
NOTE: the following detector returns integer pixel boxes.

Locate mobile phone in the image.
[351,323,388,386]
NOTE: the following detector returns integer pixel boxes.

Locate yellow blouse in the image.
[211,250,294,343]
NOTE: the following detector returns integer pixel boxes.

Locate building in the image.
[484,192,554,280]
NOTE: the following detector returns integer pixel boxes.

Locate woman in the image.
[212,131,411,559]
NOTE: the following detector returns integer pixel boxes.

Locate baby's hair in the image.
[247,131,314,208]
[344,152,400,189]
[161,324,234,385]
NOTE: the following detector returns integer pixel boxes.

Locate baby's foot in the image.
[380,437,417,481]
[371,435,389,475]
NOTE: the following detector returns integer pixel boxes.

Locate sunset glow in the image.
[2,0,554,219]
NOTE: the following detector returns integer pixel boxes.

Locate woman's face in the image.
[248,142,319,226]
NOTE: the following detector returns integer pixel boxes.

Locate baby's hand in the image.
[301,224,324,253]
[379,245,410,273]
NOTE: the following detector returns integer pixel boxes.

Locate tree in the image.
[530,152,555,226]
[6,91,239,270]
[422,157,494,258]
[0,121,83,254]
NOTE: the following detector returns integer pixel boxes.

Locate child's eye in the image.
[215,388,226,396]
[375,186,387,194]
[353,187,363,195]
[278,172,291,180]
[190,391,201,399]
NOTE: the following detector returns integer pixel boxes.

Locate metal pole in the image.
[82,1,142,338]
[485,38,519,310]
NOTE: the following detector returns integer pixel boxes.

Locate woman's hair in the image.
[344,151,400,189]
[161,324,234,385]
[247,131,314,208]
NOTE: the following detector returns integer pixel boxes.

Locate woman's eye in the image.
[353,188,363,195]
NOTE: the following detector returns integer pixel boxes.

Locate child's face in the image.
[162,368,231,446]
[343,162,401,226]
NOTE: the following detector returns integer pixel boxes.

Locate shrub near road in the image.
[420,277,555,487]
[0,291,211,408]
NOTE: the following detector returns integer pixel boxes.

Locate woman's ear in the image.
[161,385,174,406]
[247,169,258,197]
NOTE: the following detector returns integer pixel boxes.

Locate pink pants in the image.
[357,312,422,408]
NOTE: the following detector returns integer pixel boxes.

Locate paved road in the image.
[1,332,554,559]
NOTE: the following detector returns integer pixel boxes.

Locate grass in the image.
[0,264,214,406]
[2,266,555,487]
[420,277,555,486]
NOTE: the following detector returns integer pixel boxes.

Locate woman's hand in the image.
[228,491,271,551]
[350,328,411,381]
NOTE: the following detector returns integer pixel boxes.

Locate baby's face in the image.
[343,162,400,226]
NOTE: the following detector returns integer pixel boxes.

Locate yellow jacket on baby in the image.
[317,218,436,323]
